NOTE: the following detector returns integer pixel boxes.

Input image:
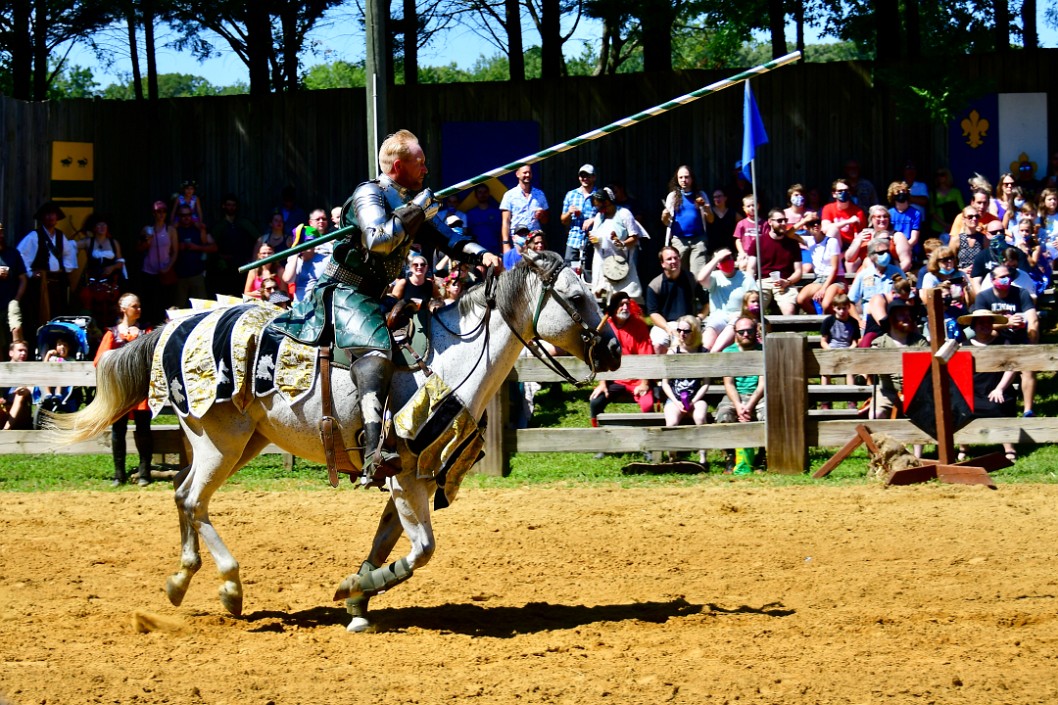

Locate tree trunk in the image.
[794,2,805,62]
[874,0,901,65]
[639,0,673,72]
[994,0,1009,52]
[11,0,31,100]
[905,0,921,59]
[245,2,273,96]
[281,8,300,91]
[403,0,418,85]
[33,0,49,100]
[1022,0,1037,49]
[768,0,785,59]
[143,0,158,101]
[127,9,143,100]
[506,0,524,81]
[594,18,612,76]
[540,0,562,78]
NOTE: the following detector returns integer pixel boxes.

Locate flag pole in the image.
[240,52,802,274]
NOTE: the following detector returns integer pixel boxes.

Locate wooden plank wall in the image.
[0,51,1053,277]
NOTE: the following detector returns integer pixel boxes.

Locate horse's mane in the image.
[456,251,561,321]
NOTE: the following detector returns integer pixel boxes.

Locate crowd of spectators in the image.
[3,152,1056,473]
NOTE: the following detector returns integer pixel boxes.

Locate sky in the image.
[67,6,1058,89]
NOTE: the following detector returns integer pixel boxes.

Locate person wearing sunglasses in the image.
[715,318,765,428]
[660,315,710,464]
[746,209,803,315]
[952,204,991,272]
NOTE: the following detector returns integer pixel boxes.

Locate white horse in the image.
[47,250,621,632]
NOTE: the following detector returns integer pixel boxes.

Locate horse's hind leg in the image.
[166,465,202,607]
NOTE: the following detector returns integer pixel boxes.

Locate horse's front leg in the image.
[334,475,435,632]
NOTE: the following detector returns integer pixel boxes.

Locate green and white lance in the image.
[239,50,802,273]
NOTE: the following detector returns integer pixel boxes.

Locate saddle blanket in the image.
[147,303,319,418]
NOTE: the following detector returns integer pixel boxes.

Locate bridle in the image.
[504,255,608,386]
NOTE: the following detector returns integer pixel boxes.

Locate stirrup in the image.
[360,449,401,488]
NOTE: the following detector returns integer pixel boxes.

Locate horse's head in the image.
[519,249,621,376]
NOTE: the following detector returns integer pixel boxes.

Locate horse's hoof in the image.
[333,574,361,601]
[219,581,243,616]
[166,574,188,607]
[346,616,374,633]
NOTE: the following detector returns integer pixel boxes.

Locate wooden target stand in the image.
[814,290,1011,488]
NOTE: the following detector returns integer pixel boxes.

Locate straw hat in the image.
[956,309,1008,326]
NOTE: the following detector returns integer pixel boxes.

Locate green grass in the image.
[4,375,1057,492]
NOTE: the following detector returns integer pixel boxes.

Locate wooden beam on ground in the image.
[934,464,996,488]
[765,333,808,474]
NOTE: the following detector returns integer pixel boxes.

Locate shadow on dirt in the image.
[240,597,794,636]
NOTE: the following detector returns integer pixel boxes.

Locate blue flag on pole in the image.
[741,81,769,180]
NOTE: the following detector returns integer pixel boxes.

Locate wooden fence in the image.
[5,335,1058,476]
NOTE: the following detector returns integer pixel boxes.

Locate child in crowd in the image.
[819,293,860,392]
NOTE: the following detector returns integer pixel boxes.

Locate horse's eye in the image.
[570,293,585,306]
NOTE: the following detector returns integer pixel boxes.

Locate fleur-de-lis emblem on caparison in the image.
[961,109,989,149]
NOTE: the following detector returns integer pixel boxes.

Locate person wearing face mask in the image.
[973,263,1038,418]
[697,248,755,351]
[845,206,912,273]
[821,178,866,249]
[783,184,819,234]
[502,225,532,270]
[887,180,922,251]
[848,237,906,345]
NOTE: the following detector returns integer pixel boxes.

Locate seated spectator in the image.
[715,317,765,424]
[710,289,761,353]
[39,334,80,415]
[589,292,655,440]
[796,217,844,313]
[973,263,1038,417]
[978,247,1036,297]
[1038,187,1058,250]
[920,245,975,339]
[820,293,860,388]
[846,206,912,273]
[849,237,906,343]
[440,269,468,307]
[746,209,803,315]
[243,244,284,299]
[887,180,923,251]
[698,248,755,350]
[822,178,866,250]
[660,315,709,463]
[952,206,989,273]
[956,309,1018,461]
[281,226,327,303]
[646,246,699,353]
[783,183,820,237]
[0,339,32,429]
[502,225,531,270]
[949,188,998,241]
[868,299,928,420]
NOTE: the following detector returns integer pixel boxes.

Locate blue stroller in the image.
[33,316,92,427]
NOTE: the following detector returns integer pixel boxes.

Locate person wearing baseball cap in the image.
[561,163,599,278]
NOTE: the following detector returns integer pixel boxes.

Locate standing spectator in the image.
[843,159,879,207]
[137,200,178,326]
[275,186,307,237]
[78,213,125,326]
[660,314,710,463]
[746,209,803,315]
[930,167,965,237]
[956,309,1018,461]
[95,293,154,486]
[993,172,1018,229]
[170,179,204,225]
[887,180,923,251]
[0,340,32,429]
[646,246,698,353]
[610,182,644,223]
[439,195,468,232]
[243,244,283,299]
[715,317,765,425]
[0,229,28,352]
[822,179,866,249]
[391,253,441,307]
[707,188,738,256]
[465,184,503,254]
[255,211,290,258]
[587,187,644,303]
[973,263,1038,417]
[661,164,713,277]
[210,194,259,296]
[698,248,755,351]
[589,292,655,435]
[560,163,598,275]
[500,164,549,255]
[17,202,79,340]
[796,217,844,313]
[902,160,930,220]
[172,206,217,307]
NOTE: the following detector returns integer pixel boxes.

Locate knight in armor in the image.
[270,129,502,483]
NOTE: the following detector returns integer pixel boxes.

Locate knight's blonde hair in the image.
[378,129,420,175]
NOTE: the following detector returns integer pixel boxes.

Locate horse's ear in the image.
[522,248,546,270]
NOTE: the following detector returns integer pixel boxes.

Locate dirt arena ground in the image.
[2,482,1058,705]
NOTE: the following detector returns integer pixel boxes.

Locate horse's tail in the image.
[43,329,163,444]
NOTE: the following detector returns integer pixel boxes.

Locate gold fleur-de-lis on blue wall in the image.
[961,109,989,149]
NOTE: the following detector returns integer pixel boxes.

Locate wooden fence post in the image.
[764,333,808,474]
[478,383,510,477]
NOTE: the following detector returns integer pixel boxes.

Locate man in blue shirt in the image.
[561,164,598,276]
